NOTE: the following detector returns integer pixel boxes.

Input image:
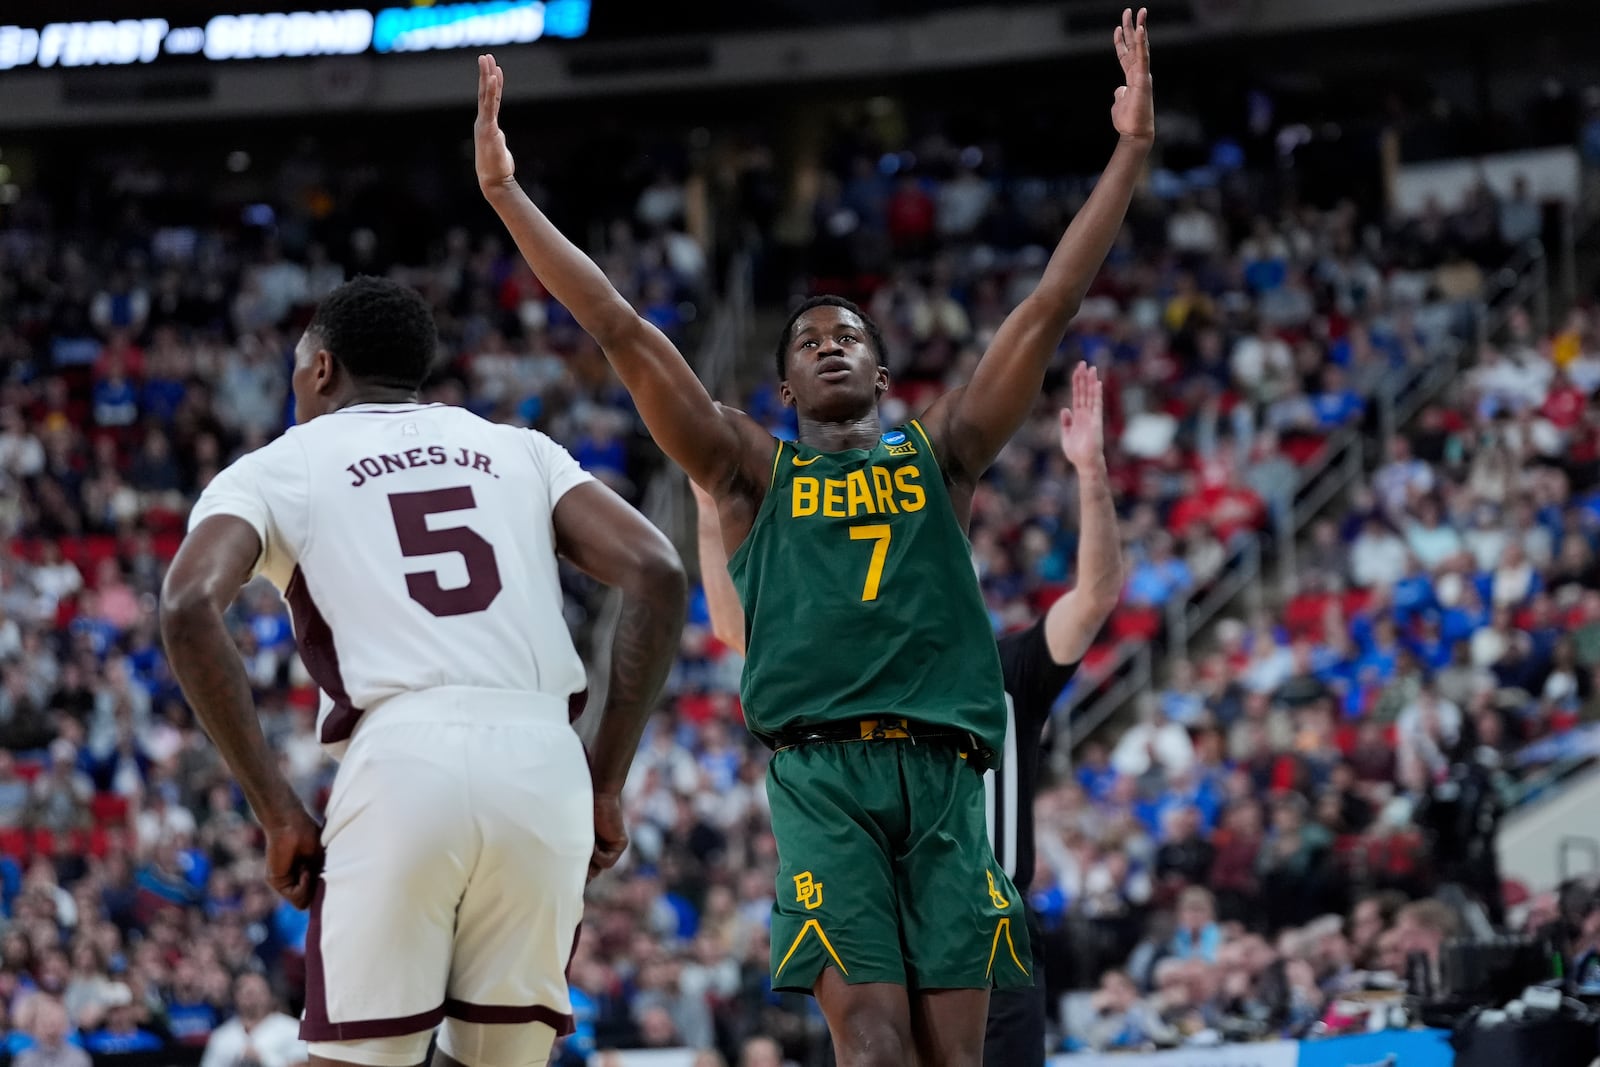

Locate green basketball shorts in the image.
[765,733,1032,993]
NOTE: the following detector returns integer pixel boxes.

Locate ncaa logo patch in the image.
[882,428,917,456]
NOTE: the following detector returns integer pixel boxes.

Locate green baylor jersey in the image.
[728,420,1008,756]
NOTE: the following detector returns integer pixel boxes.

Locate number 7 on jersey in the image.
[849,524,891,601]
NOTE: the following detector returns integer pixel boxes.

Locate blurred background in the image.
[3,0,1600,1065]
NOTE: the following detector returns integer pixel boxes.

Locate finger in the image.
[1137,9,1150,75]
[1116,86,1128,102]
[477,54,489,113]
[1123,8,1134,53]
[1114,25,1124,59]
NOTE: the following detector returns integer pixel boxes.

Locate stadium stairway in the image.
[1498,762,1600,896]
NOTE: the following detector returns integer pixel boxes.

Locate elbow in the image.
[1088,590,1122,627]
[1056,291,1085,324]
[591,303,647,352]
[1016,293,1081,343]
[1085,570,1124,624]
[632,534,689,610]
[158,577,217,644]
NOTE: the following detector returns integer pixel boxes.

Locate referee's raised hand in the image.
[1060,362,1106,471]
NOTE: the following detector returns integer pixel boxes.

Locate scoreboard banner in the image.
[0,0,590,70]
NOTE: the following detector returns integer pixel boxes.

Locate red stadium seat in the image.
[1283,592,1334,638]
[1280,434,1328,467]
[91,793,130,827]
[0,829,28,859]
[1081,642,1119,678]
[1110,607,1162,643]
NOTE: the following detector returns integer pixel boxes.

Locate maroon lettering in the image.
[347,446,495,488]
[388,487,503,617]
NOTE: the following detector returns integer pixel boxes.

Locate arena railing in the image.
[1478,238,1550,347]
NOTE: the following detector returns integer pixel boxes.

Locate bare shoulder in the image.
[910,385,976,483]
[710,402,780,500]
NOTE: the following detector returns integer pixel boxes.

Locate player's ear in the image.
[778,378,796,408]
[875,366,890,397]
[314,348,339,394]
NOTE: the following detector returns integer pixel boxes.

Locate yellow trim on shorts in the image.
[985,917,1030,979]
[769,441,785,490]
[774,918,849,979]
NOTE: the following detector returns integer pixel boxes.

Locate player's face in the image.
[290,332,336,425]
[778,307,887,421]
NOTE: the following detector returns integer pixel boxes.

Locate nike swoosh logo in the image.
[792,455,821,466]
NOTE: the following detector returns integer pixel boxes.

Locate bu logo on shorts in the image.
[985,870,1010,910]
[794,871,824,910]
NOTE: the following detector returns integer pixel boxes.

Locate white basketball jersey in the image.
[188,402,594,758]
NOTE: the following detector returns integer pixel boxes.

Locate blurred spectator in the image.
[82,986,161,1055]
[13,997,89,1067]
[199,974,307,1067]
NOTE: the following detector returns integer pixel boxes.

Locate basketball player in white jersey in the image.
[691,365,1122,1066]
[161,276,687,1067]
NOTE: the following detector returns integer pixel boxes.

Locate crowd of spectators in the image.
[1042,306,1600,1052]
[0,103,1582,1067]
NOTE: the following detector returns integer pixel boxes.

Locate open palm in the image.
[1110,7,1154,143]
[475,53,516,191]
[1060,363,1105,469]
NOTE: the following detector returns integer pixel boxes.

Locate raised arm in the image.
[921,8,1153,484]
[1045,365,1124,664]
[475,54,772,496]
[690,481,747,653]
[553,481,687,878]
[161,516,323,909]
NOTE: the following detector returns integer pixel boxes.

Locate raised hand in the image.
[475,53,516,191]
[1059,362,1106,470]
[1111,7,1155,144]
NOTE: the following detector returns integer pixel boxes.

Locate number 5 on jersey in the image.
[389,487,503,617]
[849,524,891,601]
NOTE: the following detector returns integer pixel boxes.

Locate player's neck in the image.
[795,408,882,452]
[333,386,419,411]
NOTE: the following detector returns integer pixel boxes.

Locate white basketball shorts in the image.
[299,687,591,1065]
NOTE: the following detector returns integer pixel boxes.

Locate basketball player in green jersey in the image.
[476,11,1153,1065]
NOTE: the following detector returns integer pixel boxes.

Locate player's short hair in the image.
[774,295,887,380]
[307,276,438,391]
